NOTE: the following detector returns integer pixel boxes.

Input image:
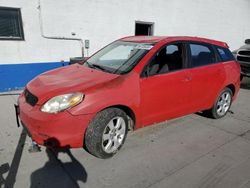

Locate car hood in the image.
[26,64,119,105]
[239,44,250,50]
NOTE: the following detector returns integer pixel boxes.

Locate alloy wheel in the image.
[102,117,126,153]
[216,91,232,116]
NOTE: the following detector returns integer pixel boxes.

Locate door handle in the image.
[182,76,192,82]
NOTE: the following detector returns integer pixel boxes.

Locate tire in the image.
[85,108,128,159]
[205,87,233,119]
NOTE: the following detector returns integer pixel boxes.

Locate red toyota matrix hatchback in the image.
[17,36,240,158]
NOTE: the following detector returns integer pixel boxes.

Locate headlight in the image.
[41,92,84,113]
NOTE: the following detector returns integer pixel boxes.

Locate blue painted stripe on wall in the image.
[0,61,69,92]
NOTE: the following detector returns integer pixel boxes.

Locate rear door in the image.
[187,42,224,111]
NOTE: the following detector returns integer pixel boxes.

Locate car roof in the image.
[121,36,228,48]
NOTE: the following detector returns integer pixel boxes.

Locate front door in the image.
[140,43,192,126]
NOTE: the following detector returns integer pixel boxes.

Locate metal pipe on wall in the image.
[37,0,84,57]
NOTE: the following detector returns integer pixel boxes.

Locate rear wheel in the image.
[85,108,128,159]
[206,87,233,119]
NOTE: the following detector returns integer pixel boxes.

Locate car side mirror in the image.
[245,39,250,44]
[69,57,88,65]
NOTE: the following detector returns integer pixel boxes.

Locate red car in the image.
[17,36,240,158]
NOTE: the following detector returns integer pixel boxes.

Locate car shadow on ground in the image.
[1,129,27,188]
[30,147,88,188]
[0,128,87,188]
[0,163,10,187]
[240,77,250,90]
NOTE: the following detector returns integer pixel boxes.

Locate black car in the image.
[233,39,250,80]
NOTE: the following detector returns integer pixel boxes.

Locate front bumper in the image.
[16,95,94,148]
[239,61,250,77]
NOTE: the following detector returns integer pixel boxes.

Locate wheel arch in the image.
[101,104,136,130]
[225,84,235,96]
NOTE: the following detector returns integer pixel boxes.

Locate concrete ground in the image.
[1,78,250,188]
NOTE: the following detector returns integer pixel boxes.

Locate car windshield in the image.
[83,41,154,74]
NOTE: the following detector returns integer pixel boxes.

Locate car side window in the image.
[216,47,235,62]
[189,43,216,67]
[145,43,184,76]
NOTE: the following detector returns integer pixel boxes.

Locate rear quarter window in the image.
[216,47,235,62]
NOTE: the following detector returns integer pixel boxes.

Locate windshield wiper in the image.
[85,62,112,73]
[91,64,107,71]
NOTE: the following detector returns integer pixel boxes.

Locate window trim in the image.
[186,41,219,68]
[140,41,188,78]
[0,6,25,41]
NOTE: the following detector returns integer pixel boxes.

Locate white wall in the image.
[0,0,81,64]
[0,0,250,65]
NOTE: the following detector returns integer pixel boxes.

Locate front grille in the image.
[25,89,38,106]
[237,50,250,63]
[237,56,250,62]
[238,50,250,56]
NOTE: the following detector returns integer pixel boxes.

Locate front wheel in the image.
[206,87,233,119]
[85,108,128,159]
